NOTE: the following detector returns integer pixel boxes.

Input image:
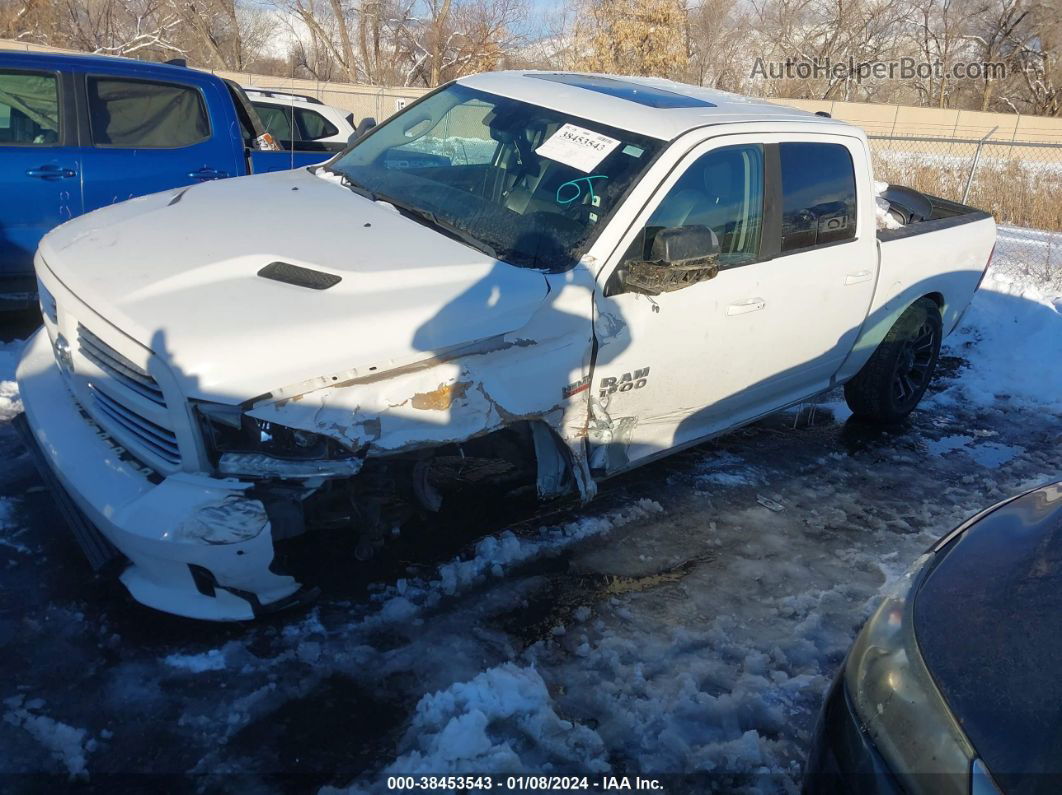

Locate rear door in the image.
[76,68,236,211]
[0,66,82,299]
[762,139,877,399]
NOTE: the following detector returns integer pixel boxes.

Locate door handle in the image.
[845,270,873,285]
[726,298,766,316]
[26,165,77,179]
[188,167,228,181]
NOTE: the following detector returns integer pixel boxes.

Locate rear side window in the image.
[295,108,338,140]
[252,104,340,142]
[779,142,857,252]
[0,70,60,145]
[87,77,209,148]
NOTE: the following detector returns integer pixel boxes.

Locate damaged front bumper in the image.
[17,329,309,621]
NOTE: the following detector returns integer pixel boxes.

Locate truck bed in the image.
[837,186,996,384]
[876,187,992,242]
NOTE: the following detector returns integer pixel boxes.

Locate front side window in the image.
[87,77,209,148]
[779,142,857,252]
[0,70,60,145]
[625,144,764,268]
[330,84,662,271]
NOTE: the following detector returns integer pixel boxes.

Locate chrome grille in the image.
[89,385,181,465]
[37,279,58,324]
[77,324,166,406]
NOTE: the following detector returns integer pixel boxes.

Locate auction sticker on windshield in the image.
[536,124,621,173]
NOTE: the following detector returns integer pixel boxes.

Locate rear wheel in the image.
[844,298,942,423]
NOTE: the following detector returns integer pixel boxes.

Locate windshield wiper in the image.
[317,165,379,202]
[372,192,498,259]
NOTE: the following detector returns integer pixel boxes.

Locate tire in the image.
[844,297,943,424]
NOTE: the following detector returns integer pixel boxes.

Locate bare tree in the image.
[574,0,690,78]
[5,0,182,54]
[687,0,756,89]
[907,0,968,107]
[962,0,1035,110]
[167,0,274,70]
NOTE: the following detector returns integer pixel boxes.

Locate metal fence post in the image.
[962,126,998,205]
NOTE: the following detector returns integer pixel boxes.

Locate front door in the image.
[0,67,81,300]
[589,134,875,474]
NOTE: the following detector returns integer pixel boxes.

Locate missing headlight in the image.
[194,401,362,479]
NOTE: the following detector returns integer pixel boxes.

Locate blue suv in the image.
[0,51,337,308]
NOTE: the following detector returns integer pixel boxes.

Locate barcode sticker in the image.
[536,124,621,173]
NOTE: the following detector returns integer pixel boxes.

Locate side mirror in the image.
[350,117,377,144]
[616,225,721,296]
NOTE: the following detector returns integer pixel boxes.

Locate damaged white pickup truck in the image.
[17,72,996,620]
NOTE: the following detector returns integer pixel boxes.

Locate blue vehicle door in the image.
[75,66,237,211]
[0,66,82,303]
[249,149,333,174]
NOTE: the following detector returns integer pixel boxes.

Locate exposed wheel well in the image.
[923,292,945,313]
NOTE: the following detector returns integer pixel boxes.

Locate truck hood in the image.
[39,168,549,401]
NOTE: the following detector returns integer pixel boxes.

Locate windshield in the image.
[328,84,663,271]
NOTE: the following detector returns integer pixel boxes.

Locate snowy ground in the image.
[1,233,1059,792]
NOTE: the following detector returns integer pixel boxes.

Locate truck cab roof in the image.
[0,49,206,80]
[457,71,852,141]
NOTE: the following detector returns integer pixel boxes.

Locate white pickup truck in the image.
[17,72,996,620]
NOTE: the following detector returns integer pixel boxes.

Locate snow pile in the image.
[382,663,608,776]
[873,181,901,230]
[370,499,664,622]
[401,136,498,166]
[534,619,818,780]
[696,451,762,488]
[163,648,227,673]
[0,341,23,421]
[994,225,1062,293]
[941,253,1062,412]
[0,497,30,555]
[925,434,1024,468]
[3,696,94,778]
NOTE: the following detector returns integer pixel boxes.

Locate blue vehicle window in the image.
[779,142,857,252]
[0,70,60,145]
[87,77,209,148]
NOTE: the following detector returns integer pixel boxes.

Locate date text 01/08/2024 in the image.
[386,775,666,790]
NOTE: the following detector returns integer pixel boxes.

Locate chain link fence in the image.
[868,135,1062,291]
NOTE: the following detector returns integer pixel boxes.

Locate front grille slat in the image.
[77,324,166,406]
[80,346,167,404]
[91,388,180,454]
[71,322,182,470]
[90,389,181,465]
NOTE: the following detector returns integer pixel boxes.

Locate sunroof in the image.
[527,74,716,109]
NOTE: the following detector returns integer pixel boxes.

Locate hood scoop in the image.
[257,261,342,290]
